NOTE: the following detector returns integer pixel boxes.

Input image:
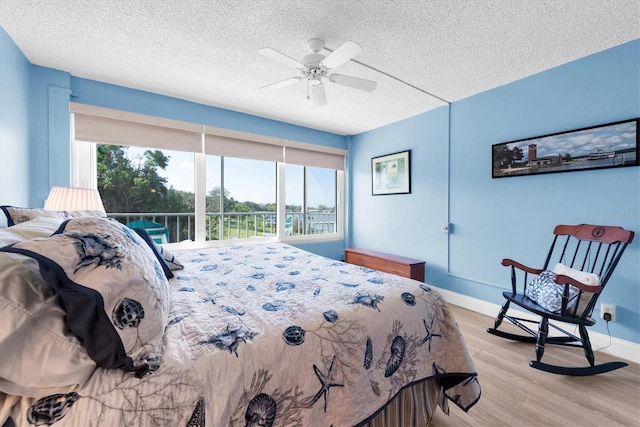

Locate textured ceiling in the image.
[1,1,638,135]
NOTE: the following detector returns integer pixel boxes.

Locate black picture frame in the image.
[372,150,411,195]
[492,118,639,178]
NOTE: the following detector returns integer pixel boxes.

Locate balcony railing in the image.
[108,211,336,243]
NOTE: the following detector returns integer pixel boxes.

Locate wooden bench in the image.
[344,248,425,281]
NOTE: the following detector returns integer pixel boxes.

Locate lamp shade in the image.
[44,186,106,213]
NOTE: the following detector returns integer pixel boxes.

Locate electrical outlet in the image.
[600,303,616,322]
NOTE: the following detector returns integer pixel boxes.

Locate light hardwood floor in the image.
[431,304,640,427]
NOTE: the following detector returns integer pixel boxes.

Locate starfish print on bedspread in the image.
[420,316,442,352]
[310,355,343,413]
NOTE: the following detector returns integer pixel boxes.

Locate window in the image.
[206,156,277,240]
[285,165,337,236]
[91,144,196,242]
[71,103,345,246]
[285,164,303,235]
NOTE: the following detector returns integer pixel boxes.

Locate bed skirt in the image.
[358,378,448,427]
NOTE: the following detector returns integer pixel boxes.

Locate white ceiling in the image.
[1,1,638,135]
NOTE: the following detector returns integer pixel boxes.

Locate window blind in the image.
[71,103,202,153]
[284,142,347,170]
[204,134,284,162]
[71,103,347,167]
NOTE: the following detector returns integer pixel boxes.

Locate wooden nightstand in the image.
[344,248,425,282]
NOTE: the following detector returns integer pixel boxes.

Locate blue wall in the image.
[29,65,73,207]
[0,27,30,206]
[349,40,640,343]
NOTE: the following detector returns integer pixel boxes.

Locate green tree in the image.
[205,186,235,240]
[493,145,516,176]
[97,145,195,240]
[512,146,524,162]
[98,145,171,213]
[493,145,510,166]
[265,202,277,213]
[206,186,233,212]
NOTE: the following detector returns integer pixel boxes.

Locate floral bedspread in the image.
[5,243,480,426]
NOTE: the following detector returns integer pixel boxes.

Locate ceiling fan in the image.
[258,38,377,106]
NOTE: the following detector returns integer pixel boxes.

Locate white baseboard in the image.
[431,286,640,365]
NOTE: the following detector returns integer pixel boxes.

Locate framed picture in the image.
[492,118,639,178]
[372,150,411,195]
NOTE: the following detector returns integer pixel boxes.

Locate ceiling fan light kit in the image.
[259,38,377,106]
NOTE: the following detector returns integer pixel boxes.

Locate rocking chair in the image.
[486,224,634,376]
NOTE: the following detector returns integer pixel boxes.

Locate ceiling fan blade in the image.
[329,74,377,92]
[260,77,303,90]
[320,41,363,69]
[259,47,305,70]
[310,83,327,106]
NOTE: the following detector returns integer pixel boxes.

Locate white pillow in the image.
[553,263,600,287]
[0,206,105,227]
[553,263,600,315]
[0,216,64,246]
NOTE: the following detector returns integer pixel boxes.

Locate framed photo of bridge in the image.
[372,150,411,195]
[492,118,639,178]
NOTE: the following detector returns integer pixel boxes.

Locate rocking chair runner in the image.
[486,224,634,376]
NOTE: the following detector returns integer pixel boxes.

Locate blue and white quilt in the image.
[5,243,480,426]
[173,243,480,425]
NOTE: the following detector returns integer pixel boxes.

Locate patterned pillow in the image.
[159,245,184,271]
[132,228,174,278]
[525,270,580,313]
[0,217,170,376]
[0,206,106,227]
[134,228,184,272]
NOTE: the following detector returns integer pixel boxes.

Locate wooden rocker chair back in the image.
[486,223,634,376]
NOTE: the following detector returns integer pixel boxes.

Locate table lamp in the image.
[44,186,106,213]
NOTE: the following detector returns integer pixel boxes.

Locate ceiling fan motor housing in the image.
[307,38,324,53]
[300,52,327,84]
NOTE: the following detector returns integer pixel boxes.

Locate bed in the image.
[0,209,480,426]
